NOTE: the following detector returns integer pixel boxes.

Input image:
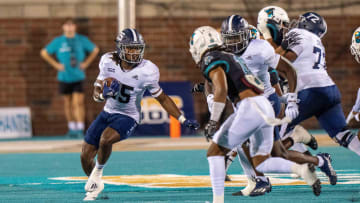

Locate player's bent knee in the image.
[207,142,228,157]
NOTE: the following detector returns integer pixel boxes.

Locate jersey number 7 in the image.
[313,46,326,69]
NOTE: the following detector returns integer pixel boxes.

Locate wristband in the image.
[210,102,226,122]
[178,115,186,124]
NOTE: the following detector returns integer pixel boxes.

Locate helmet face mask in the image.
[221,15,250,54]
[116,28,145,64]
[222,29,250,54]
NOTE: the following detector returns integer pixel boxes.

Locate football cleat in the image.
[317,153,337,185]
[84,168,105,201]
[233,177,271,197]
[232,177,256,196]
[300,164,321,196]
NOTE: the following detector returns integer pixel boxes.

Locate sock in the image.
[348,136,360,156]
[208,156,225,201]
[68,121,76,131]
[255,157,293,173]
[76,122,85,131]
[96,160,105,170]
[236,146,257,178]
[316,155,324,167]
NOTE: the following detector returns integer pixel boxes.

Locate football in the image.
[103,77,117,87]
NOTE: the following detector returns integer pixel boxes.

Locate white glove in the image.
[257,21,272,40]
[285,93,299,121]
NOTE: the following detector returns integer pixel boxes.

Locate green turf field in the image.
[1,146,360,202]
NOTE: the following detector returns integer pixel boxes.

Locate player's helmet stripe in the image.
[130,28,137,42]
[229,15,235,31]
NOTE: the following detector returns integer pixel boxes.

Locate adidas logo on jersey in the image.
[132,75,139,80]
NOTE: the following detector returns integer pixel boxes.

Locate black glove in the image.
[204,120,217,142]
[281,31,302,50]
[183,119,200,130]
[191,83,205,93]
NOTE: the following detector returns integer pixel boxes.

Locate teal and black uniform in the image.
[45,34,96,94]
[200,50,264,103]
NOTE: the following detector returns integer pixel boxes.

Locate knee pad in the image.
[335,129,356,148]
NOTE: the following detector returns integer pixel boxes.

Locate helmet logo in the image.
[208,33,215,43]
[355,31,360,43]
[265,8,275,17]
[250,28,257,39]
[306,13,320,23]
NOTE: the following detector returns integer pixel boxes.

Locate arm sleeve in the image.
[96,54,109,80]
[82,36,96,52]
[144,66,162,97]
[45,38,59,55]
[352,88,360,112]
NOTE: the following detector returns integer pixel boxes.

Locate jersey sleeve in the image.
[144,61,162,97]
[200,51,229,80]
[353,88,360,112]
[287,29,305,56]
[96,53,112,81]
[45,37,59,54]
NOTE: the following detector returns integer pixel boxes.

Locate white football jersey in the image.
[239,39,278,97]
[288,28,334,91]
[97,52,162,123]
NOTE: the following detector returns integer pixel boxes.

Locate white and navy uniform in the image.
[285,28,346,138]
[85,52,163,148]
[200,50,275,157]
[239,39,282,141]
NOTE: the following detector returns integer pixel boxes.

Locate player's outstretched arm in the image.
[155,92,199,130]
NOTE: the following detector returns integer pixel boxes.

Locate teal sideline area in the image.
[1,135,360,202]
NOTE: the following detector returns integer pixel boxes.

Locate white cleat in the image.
[231,177,256,196]
[84,168,104,201]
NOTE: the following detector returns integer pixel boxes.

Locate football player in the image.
[347,27,360,124]
[219,15,336,195]
[278,12,360,159]
[257,5,318,155]
[80,28,199,200]
[189,26,320,203]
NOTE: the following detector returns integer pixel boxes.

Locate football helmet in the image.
[115,28,145,64]
[220,15,250,54]
[350,27,360,63]
[257,6,290,44]
[189,26,223,64]
[249,25,260,40]
[296,12,327,38]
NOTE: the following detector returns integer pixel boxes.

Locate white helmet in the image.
[249,25,260,40]
[257,6,289,40]
[350,27,360,63]
[189,26,223,64]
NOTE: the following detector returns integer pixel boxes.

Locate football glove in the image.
[204,120,217,142]
[191,83,205,93]
[285,93,299,120]
[184,119,200,130]
[103,80,120,99]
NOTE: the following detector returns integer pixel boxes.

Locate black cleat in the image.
[306,134,318,150]
[312,179,321,196]
[225,174,232,182]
